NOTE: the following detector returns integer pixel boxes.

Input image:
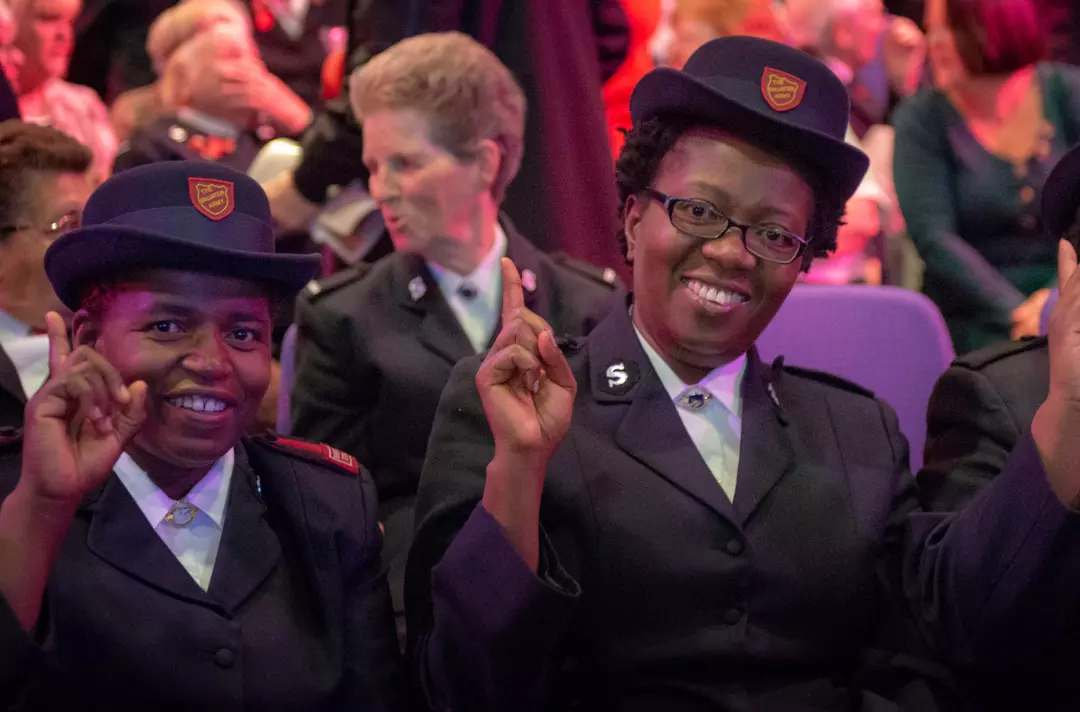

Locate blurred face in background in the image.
[668,0,786,69]
[14,0,80,92]
[0,169,89,328]
[362,107,496,265]
[0,2,24,87]
[832,0,886,69]
[924,0,967,91]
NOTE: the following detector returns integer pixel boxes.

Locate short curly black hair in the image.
[614,115,846,270]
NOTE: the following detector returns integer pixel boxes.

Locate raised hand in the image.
[1032,241,1080,506]
[20,312,148,508]
[477,258,577,460]
[477,259,577,571]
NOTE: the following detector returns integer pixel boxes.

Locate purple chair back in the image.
[755,285,955,471]
[276,323,298,434]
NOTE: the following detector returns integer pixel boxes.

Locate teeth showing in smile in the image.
[167,396,228,413]
[686,278,749,307]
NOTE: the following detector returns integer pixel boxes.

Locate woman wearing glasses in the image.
[0,121,90,428]
[406,36,1080,711]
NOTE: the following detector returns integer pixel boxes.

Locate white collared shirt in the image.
[113,449,235,591]
[427,225,507,354]
[634,326,745,502]
[0,310,49,399]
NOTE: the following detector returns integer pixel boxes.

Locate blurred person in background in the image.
[292,33,620,646]
[114,0,308,173]
[12,0,115,184]
[266,0,631,277]
[603,0,661,158]
[664,0,786,69]
[893,0,1080,353]
[0,120,90,428]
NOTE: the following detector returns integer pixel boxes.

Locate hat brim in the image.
[630,67,869,206]
[1042,144,1080,240]
[45,225,321,310]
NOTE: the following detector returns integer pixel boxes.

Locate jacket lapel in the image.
[731,351,796,525]
[590,301,740,524]
[0,345,26,404]
[393,252,474,365]
[85,476,212,606]
[206,444,282,612]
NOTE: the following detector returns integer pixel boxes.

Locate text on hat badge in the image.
[189,177,235,221]
[761,67,807,113]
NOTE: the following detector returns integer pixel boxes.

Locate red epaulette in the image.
[255,432,359,475]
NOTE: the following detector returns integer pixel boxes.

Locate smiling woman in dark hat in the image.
[0,161,401,710]
[406,36,1080,711]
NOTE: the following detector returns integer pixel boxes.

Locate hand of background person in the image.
[1010,287,1051,340]
[883,15,927,97]
[20,312,147,509]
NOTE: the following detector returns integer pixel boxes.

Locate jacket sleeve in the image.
[406,357,580,712]
[290,296,373,467]
[892,96,1025,320]
[592,0,630,82]
[875,399,1080,671]
[340,468,405,709]
[918,365,1024,512]
[291,0,406,203]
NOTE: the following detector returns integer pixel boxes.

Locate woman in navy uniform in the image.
[407,36,1080,711]
[0,161,401,710]
[291,32,620,645]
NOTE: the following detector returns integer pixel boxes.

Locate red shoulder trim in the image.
[269,436,360,475]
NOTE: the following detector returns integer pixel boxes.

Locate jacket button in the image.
[723,607,744,625]
[725,539,744,556]
[214,648,235,668]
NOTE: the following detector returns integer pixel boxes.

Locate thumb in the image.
[113,381,148,442]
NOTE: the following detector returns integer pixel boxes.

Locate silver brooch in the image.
[165,500,198,527]
[676,386,712,412]
[408,276,427,301]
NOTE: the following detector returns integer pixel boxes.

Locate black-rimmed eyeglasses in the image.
[0,212,81,239]
[643,187,809,265]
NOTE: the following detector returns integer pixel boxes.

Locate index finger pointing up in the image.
[500,257,525,323]
[46,311,71,374]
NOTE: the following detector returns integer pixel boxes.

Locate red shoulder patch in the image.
[267,436,360,474]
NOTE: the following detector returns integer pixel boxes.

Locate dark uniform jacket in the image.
[113,116,265,175]
[406,297,1080,712]
[0,346,26,429]
[291,217,620,626]
[918,336,1080,711]
[0,433,402,711]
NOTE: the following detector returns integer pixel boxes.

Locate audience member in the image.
[664,0,786,69]
[408,36,1080,711]
[893,0,1080,354]
[603,0,661,158]
[0,161,402,710]
[12,0,116,184]
[917,144,1080,710]
[787,0,926,135]
[291,32,621,646]
[267,0,632,277]
[66,0,173,104]
[113,0,292,172]
[0,120,89,428]
[0,0,24,91]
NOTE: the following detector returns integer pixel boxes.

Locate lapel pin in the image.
[305,279,322,297]
[408,275,427,301]
[165,500,198,527]
[677,386,712,412]
[521,269,537,293]
[600,359,640,396]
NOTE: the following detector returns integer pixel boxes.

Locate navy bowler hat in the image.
[1042,143,1080,240]
[630,36,869,206]
[45,161,320,310]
